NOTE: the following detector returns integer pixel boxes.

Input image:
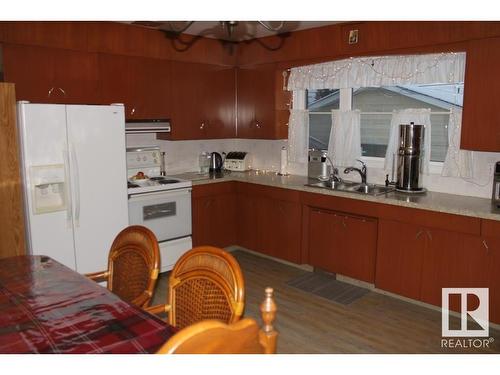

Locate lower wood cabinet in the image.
[192,183,500,324]
[308,208,377,283]
[420,231,490,310]
[376,217,500,323]
[485,236,500,324]
[192,182,237,248]
[375,219,426,300]
[236,183,301,263]
[257,196,302,263]
[482,220,500,324]
[235,190,259,251]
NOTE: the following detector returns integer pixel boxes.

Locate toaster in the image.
[224,152,251,171]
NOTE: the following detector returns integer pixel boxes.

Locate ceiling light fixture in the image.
[160,21,290,54]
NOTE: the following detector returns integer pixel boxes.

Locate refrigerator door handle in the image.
[70,142,81,227]
[62,149,73,228]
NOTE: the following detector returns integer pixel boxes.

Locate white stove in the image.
[127,176,192,194]
[126,146,193,273]
[126,146,192,194]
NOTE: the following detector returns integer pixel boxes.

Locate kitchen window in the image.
[306,83,464,162]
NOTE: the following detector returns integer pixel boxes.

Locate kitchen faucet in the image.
[344,160,367,185]
[324,154,342,183]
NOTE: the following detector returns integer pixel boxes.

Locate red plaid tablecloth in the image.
[0,255,176,353]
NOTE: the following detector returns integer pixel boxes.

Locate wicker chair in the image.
[85,225,160,308]
[157,287,277,354]
[146,246,245,329]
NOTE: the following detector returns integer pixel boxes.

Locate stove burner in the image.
[149,177,165,181]
[128,182,140,188]
[159,179,180,184]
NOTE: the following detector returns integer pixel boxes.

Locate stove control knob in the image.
[136,156,141,161]
[143,156,147,161]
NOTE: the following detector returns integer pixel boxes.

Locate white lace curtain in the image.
[288,109,309,163]
[328,110,361,167]
[384,109,432,175]
[442,108,474,179]
[288,52,466,90]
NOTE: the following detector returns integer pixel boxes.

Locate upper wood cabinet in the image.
[461,37,500,151]
[3,44,100,104]
[237,65,275,139]
[99,53,172,120]
[159,61,235,140]
[236,64,290,139]
[199,65,236,139]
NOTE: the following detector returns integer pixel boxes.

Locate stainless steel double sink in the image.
[305,180,395,196]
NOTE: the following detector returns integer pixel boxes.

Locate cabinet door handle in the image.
[282,70,288,90]
[415,230,423,240]
[200,122,205,130]
[483,239,489,254]
[426,230,433,241]
[130,107,136,115]
[48,87,55,98]
[341,216,347,228]
[58,87,67,97]
[255,121,261,129]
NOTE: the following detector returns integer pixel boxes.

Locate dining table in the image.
[0,255,177,354]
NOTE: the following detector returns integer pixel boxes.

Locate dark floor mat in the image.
[287,272,370,305]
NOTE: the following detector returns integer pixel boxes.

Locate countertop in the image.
[171,170,500,222]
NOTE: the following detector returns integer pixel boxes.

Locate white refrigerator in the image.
[17,102,129,274]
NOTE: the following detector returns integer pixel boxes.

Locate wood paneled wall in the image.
[0,21,238,66]
[0,83,26,259]
[237,21,500,67]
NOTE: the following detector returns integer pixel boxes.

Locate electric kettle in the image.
[209,152,223,172]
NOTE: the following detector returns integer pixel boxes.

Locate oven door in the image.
[128,188,192,242]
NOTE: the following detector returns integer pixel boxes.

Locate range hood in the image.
[125,119,171,134]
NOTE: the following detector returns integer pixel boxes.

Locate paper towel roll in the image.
[279,146,288,175]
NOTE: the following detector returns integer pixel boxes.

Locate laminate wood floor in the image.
[152,249,500,354]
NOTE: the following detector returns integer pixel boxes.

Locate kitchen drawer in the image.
[300,191,380,218]
[192,181,236,199]
[378,205,481,235]
[236,182,300,203]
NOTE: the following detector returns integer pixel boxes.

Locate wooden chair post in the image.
[259,287,278,354]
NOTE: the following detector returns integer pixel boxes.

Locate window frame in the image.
[298,88,446,174]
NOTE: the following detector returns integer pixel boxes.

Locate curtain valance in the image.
[287,52,466,90]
